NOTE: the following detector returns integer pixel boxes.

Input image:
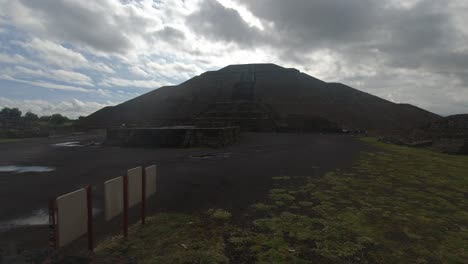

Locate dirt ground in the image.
[0,132,366,258]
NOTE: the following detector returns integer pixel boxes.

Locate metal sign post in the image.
[141,169,146,225]
[48,198,58,250]
[123,175,129,238]
[86,185,94,252]
[46,198,58,263]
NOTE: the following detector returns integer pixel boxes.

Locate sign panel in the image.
[56,188,87,247]
[127,166,142,207]
[104,176,123,221]
[145,165,157,198]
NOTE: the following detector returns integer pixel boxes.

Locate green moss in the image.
[274,201,286,207]
[298,201,314,207]
[289,205,300,210]
[251,203,275,212]
[228,236,251,246]
[246,137,468,263]
[96,213,228,263]
[268,193,295,203]
[207,209,232,221]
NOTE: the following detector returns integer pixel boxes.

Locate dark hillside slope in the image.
[85,63,439,131]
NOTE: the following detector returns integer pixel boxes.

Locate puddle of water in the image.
[0,166,55,173]
[0,208,102,232]
[52,141,102,148]
[10,209,49,226]
[0,209,48,232]
[190,152,231,159]
[52,141,83,147]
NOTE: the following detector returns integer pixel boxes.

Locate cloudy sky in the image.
[0,0,467,118]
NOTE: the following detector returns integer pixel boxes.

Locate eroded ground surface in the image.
[0,133,364,260]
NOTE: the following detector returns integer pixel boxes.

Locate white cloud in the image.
[100,77,165,89]
[216,0,264,30]
[0,53,40,67]
[50,69,93,86]
[0,73,90,92]
[20,38,87,68]
[386,0,424,9]
[0,0,133,53]
[0,1,45,33]
[10,66,93,86]
[129,65,150,77]
[17,38,115,74]
[92,63,115,74]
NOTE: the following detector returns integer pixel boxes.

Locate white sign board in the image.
[104,176,123,221]
[127,167,142,207]
[56,188,87,248]
[145,165,157,198]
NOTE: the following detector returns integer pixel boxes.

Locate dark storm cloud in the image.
[239,0,458,61]
[186,0,263,46]
[376,2,456,65]
[384,12,449,53]
[185,0,468,114]
[242,0,381,48]
[151,26,186,44]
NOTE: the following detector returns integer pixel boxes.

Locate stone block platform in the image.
[106,126,240,148]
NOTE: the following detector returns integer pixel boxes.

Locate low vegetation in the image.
[96,138,468,263]
[96,214,229,264]
[207,209,232,222]
[0,107,77,139]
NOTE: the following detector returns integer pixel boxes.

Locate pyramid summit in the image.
[84,63,439,132]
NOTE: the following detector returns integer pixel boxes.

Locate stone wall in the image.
[433,138,468,154]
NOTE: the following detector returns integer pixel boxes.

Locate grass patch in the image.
[207,209,232,221]
[268,193,295,203]
[96,137,468,263]
[251,203,276,212]
[96,213,229,263]
[238,137,468,263]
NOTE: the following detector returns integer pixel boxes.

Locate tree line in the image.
[0,107,74,127]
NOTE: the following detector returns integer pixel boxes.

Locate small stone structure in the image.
[195,101,277,132]
[427,114,468,154]
[380,114,468,155]
[433,138,468,154]
[106,126,240,148]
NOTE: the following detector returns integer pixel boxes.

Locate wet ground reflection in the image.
[0,209,48,232]
[190,152,231,159]
[51,141,83,147]
[0,208,102,232]
[0,166,55,173]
